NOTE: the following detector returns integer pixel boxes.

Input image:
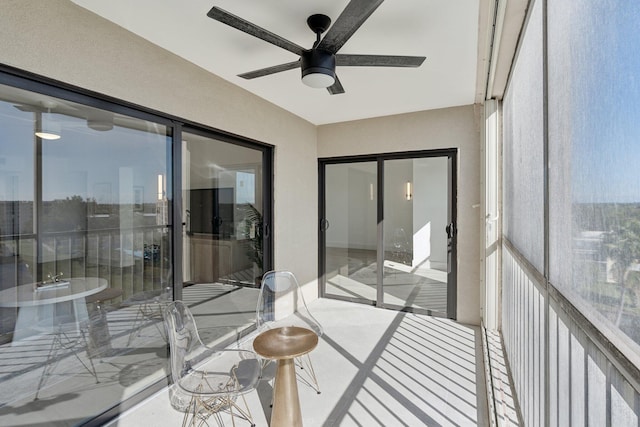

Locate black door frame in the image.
[0,64,276,426]
[176,124,274,296]
[318,149,457,319]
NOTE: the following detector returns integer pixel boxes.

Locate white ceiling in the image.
[71,0,483,125]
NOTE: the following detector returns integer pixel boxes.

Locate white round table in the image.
[0,277,108,342]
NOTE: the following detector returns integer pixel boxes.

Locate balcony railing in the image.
[0,225,171,338]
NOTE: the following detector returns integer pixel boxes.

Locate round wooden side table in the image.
[253,326,319,427]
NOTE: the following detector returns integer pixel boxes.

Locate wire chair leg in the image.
[296,354,321,394]
[34,332,60,400]
[127,306,145,346]
[229,393,255,427]
[77,329,100,383]
[34,327,100,400]
[182,395,195,427]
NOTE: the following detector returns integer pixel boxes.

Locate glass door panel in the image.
[0,82,172,424]
[323,162,378,303]
[321,151,456,318]
[382,157,450,314]
[180,130,263,342]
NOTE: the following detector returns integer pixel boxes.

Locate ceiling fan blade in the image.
[238,61,301,79]
[317,0,384,53]
[336,54,426,67]
[327,75,345,95]
[207,7,306,56]
[13,101,79,114]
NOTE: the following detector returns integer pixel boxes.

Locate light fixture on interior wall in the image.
[405,181,412,201]
[157,174,164,201]
[35,101,61,140]
[369,183,374,201]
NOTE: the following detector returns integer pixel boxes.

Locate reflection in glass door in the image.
[320,151,456,318]
[322,161,378,303]
[382,157,453,315]
[180,130,266,342]
[0,82,172,425]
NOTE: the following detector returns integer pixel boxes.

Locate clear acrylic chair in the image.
[164,301,261,427]
[122,286,171,345]
[33,298,99,400]
[122,266,173,346]
[256,270,323,393]
[391,227,411,265]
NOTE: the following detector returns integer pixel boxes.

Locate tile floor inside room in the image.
[108,298,490,427]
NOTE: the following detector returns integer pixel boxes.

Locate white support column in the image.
[482,99,501,330]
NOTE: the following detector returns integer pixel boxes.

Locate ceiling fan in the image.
[10,98,149,135]
[207,0,426,95]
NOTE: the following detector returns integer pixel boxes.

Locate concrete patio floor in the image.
[108,298,490,427]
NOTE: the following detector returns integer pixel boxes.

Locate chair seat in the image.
[178,358,260,396]
[165,301,260,426]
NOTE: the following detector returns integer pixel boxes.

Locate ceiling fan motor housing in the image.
[301,49,336,87]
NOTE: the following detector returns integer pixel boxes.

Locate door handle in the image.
[485,213,499,224]
[445,222,456,239]
[320,219,330,231]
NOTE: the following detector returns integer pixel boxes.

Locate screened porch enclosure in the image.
[500,0,640,425]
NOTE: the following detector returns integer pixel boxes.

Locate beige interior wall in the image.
[0,1,483,321]
[0,0,319,289]
[318,105,482,325]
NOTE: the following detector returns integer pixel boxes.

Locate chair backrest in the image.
[392,227,408,250]
[256,270,323,337]
[164,301,207,384]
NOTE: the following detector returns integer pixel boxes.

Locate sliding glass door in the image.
[179,129,269,343]
[321,161,378,302]
[0,82,172,424]
[382,156,455,315]
[0,72,274,426]
[320,151,456,318]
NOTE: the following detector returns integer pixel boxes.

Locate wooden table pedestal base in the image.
[272,358,302,427]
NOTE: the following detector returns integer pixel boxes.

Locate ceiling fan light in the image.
[35,131,61,140]
[301,50,336,89]
[302,72,335,88]
[35,115,61,140]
